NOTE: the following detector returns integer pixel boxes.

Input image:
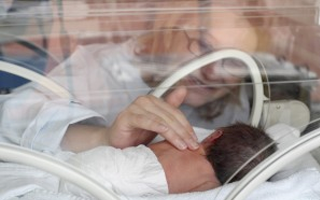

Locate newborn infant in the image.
[60,140,217,197]
[60,123,276,198]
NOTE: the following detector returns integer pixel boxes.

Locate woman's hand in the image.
[107,87,199,150]
[61,87,199,153]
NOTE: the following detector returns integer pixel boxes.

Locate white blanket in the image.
[13,168,320,200]
[122,168,320,200]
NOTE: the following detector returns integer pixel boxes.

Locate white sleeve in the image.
[0,91,106,153]
[20,99,106,153]
[0,45,109,153]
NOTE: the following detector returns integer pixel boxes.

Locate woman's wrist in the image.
[103,126,111,146]
[62,124,110,153]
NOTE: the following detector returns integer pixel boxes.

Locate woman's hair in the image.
[205,122,278,184]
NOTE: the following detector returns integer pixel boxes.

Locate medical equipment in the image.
[225,124,320,200]
[1,0,320,199]
[0,47,318,200]
[0,60,71,98]
[0,47,265,199]
[0,143,120,200]
[151,49,312,131]
[151,49,265,127]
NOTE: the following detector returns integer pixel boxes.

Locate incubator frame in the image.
[0,143,120,200]
[0,60,72,99]
[225,124,320,200]
[1,46,317,199]
[0,48,270,199]
[151,49,267,127]
[0,1,319,199]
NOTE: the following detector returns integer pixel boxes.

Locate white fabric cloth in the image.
[0,151,72,200]
[125,168,320,200]
[45,43,151,126]
[0,98,105,153]
[9,168,320,200]
[0,42,150,151]
[60,145,168,198]
[0,145,168,199]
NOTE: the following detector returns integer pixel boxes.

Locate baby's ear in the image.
[202,130,223,144]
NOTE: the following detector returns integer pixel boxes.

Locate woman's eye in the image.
[189,40,202,56]
[198,40,214,54]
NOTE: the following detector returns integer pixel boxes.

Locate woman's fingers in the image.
[164,87,196,140]
[125,109,169,134]
[128,111,190,149]
[163,87,196,137]
[148,96,198,149]
[164,86,187,108]
[127,108,195,150]
[151,94,195,136]
[132,95,198,150]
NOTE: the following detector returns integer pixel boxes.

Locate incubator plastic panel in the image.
[0,0,320,200]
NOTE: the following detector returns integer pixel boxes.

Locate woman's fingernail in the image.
[188,139,199,149]
[176,140,187,150]
[192,133,198,141]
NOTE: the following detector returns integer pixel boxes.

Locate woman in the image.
[0,1,259,152]
[134,6,258,128]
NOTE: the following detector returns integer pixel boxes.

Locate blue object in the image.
[0,56,47,90]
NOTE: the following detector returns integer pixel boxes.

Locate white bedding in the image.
[122,168,320,200]
[13,168,320,200]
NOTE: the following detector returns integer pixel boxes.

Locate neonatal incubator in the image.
[0,0,320,199]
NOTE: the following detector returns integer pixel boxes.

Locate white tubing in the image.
[151,49,264,127]
[0,60,71,99]
[225,127,320,200]
[0,143,120,200]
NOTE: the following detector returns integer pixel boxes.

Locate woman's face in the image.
[176,11,257,107]
[139,11,257,107]
[181,12,257,107]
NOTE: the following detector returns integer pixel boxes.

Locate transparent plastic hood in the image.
[0,1,320,200]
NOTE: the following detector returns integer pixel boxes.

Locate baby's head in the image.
[149,123,277,194]
[201,122,278,184]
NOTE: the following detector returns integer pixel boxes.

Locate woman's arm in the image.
[61,87,199,153]
[61,124,109,153]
